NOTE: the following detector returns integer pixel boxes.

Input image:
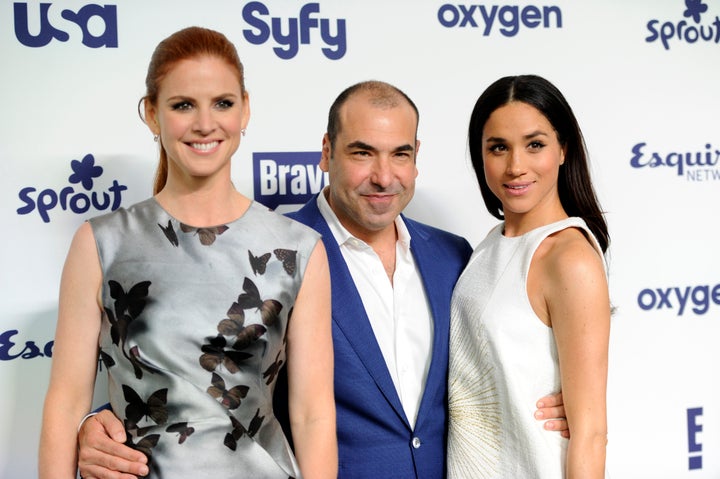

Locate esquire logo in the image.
[646,0,720,49]
[16,154,128,223]
[13,2,118,48]
[629,142,720,182]
[437,3,562,35]
[242,2,347,59]
[253,152,328,210]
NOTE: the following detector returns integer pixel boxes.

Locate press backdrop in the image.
[1,1,719,477]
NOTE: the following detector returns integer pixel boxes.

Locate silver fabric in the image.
[90,198,320,478]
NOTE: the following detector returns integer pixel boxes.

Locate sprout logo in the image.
[17,154,128,223]
[646,0,720,49]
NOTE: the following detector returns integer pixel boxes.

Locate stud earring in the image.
[241,128,246,136]
[153,134,159,142]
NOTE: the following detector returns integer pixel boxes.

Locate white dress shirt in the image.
[317,191,433,428]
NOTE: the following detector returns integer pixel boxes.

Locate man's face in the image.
[320,94,419,242]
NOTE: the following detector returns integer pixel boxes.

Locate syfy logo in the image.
[242,2,347,60]
[646,0,720,50]
[13,2,118,48]
[629,142,720,182]
[637,282,720,316]
[17,153,128,223]
[437,3,562,36]
[253,152,328,210]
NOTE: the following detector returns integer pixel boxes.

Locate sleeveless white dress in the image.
[447,217,608,478]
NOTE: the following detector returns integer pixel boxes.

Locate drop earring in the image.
[153,134,159,142]
[241,128,246,136]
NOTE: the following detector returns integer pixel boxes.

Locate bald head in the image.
[326,80,419,149]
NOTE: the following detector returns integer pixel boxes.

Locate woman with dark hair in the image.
[39,26,336,479]
[447,75,610,478]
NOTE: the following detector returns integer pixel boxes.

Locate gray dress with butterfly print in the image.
[90,197,320,478]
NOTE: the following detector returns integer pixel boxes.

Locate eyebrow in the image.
[346,140,415,153]
[165,92,238,103]
[485,130,550,142]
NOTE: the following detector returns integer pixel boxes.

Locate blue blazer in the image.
[281,196,472,479]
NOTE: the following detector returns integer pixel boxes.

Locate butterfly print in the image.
[105,280,156,379]
[199,335,252,374]
[157,220,178,247]
[180,223,229,246]
[125,432,160,458]
[263,350,284,385]
[224,415,248,451]
[236,277,283,327]
[217,302,245,336]
[247,408,264,437]
[98,349,115,371]
[273,248,297,276]
[109,280,151,320]
[232,323,267,350]
[223,409,265,451]
[166,422,195,444]
[207,373,249,410]
[123,385,168,427]
[124,419,155,438]
[249,250,271,276]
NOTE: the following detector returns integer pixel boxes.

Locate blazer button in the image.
[412,437,421,449]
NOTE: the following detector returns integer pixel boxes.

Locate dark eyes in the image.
[487,141,545,153]
[170,99,235,111]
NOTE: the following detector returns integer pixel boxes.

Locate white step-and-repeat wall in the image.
[1,1,718,477]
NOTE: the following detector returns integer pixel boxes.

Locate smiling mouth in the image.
[190,141,219,151]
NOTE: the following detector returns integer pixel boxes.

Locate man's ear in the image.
[319,133,332,172]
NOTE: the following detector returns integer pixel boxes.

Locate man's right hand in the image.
[78,410,149,479]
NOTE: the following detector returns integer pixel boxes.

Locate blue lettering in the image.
[438,4,562,35]
[0,330,51,361]
[478,6,496,34]
[272,17,299,60]
[13,3,118,48]
[242,1,271,44]
[687,407,703,470]
[630,142,720,177]
[37,188,59,223]
[60,4,118,48]
[437,4,459,27]
[242,2,346,60]
[13,3,69,47]
[461,5,480,28]
[691,285,709,314]
[637,288,655,310]
[646,14,720,50]
[638,283,720,315]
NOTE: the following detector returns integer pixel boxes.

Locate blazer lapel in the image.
[290,198,409,425]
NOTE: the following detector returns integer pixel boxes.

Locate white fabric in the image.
[317,191,432,428]
[447,217,608,478]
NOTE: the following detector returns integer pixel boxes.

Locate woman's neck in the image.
[155,181,251,227]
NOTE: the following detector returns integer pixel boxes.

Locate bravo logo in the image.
[17,153,128,223]
[13,2,118,48]
[253,152,328,210]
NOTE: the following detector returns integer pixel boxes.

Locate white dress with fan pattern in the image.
[447,217,608,478]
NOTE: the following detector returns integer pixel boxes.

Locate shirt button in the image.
[412,437,421,449]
